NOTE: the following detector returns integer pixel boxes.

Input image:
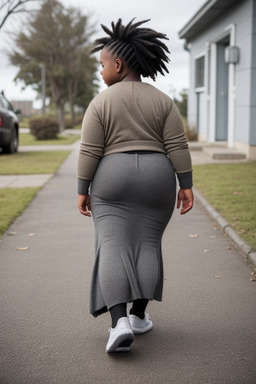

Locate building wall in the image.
[10,100,35,116]
[249,0,256,145]
[186,0,255,152]
[235,0,254,145]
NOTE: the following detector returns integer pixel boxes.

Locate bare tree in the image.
[9,0,98,133]
[0,0,40,30]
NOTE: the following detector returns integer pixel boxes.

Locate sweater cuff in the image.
[77,178,91,195]
[177,171,193,189]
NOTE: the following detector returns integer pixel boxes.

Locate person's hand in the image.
[78,194,91,217]
[177,188,194,215]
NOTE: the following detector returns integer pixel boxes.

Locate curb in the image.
[193,188,256,270]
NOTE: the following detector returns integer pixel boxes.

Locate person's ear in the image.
[115,58,123,73]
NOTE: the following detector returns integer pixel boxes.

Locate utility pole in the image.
[39,63,46,115]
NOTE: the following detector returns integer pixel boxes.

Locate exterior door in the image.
[216,42,229,141]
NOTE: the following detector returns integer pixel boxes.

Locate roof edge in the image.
[178,0,241,40]
[178,0,217,39]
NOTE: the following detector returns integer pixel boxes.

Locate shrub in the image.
[29,116,59,140]
[185,126,198,142]
[64,114,84,128]
[182,118,198,142]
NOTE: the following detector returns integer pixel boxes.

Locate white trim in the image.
[194,51,206,60]
[225,24,236,148]
[195,87,206,93]
[205,42,210,95]
[205,42,210,142]
[209,42,217,142]
[212,28,231,44]
[224,24,235,45]
[208,25,236,146]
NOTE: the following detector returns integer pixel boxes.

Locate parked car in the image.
[0,93,21,154]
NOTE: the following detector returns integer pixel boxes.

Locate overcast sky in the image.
[0,0,205,104]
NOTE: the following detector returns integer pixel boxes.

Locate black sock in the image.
[109,303,127,328]
[130,299,149,320]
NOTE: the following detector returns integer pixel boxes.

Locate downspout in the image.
[209,42,217,142]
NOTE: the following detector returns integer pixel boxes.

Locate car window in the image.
[0,95,13,111]
[0,96,9,109]
[6,99,14,111]
[0,96,5,108]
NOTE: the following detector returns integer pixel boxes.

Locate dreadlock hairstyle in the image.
[91,18,170,81]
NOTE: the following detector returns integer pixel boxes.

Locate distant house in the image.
[179,0,256,160]
[10,100,35,116]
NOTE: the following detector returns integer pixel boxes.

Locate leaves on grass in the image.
[193,163,256,250]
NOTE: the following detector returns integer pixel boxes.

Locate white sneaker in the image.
[106,317,134,353]
[129,313,153,334]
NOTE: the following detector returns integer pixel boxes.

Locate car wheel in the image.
[2,129,18,154]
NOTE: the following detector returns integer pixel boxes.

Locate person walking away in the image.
[77,18,194,353]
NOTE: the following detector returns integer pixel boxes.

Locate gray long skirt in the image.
[90,152,176,317]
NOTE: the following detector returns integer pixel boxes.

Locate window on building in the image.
[195,56,205,88]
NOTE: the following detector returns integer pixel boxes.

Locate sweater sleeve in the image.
[77,101,105,193]
[162,101,193,188]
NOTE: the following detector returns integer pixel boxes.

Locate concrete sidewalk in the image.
[0,144,256,384]
[1,141,255,268]
[0,141,78,188]
[0,174,53,188]
[0,141,248,188]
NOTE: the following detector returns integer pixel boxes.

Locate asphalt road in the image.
[0,147,256,384]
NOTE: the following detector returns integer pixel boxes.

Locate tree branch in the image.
[0,1,10,13]
[0,0,41,30]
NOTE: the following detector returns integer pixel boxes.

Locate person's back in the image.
[86,81,185,157]
[94,81,171,138]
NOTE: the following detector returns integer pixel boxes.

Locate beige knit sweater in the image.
[77,82,192,193]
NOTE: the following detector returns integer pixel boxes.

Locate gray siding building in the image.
[179,0,256,160]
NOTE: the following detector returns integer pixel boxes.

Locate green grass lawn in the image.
[0,148,72,237]
[0,151,71,174]
[19,132,80,146]
[0,187,40,236]
[193,162,256,249]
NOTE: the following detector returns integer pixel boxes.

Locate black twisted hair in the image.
[91,18,170,81]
